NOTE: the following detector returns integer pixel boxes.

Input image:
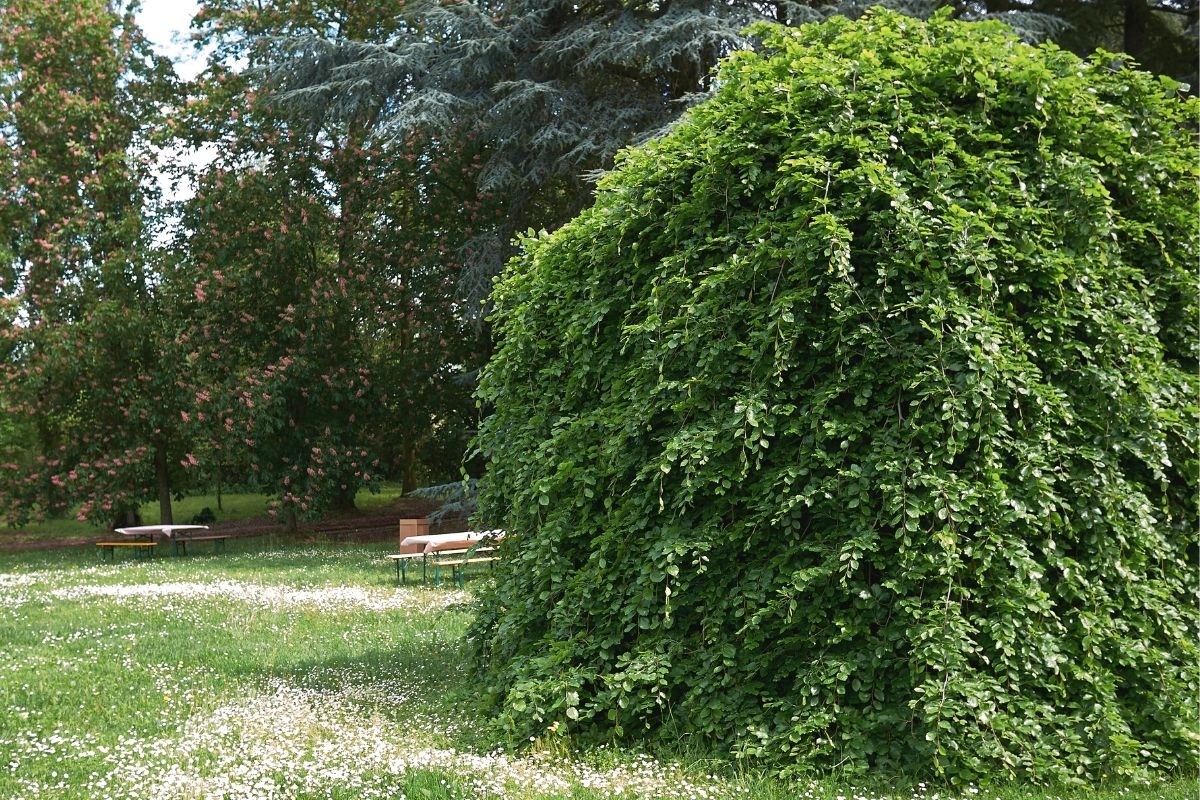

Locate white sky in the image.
[135,1,213,209]
[136,0,205,81]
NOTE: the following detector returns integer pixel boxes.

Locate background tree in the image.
[267,1,814,305]
[469,10,1198,784]
[977,0,1198,85]
[0,0,187,527]
[168,0,493,524]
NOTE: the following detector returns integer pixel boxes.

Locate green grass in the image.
[0,543,1193,800]
[354,481,410,513]
[8,484,409,542]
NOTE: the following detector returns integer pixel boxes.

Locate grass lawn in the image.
[0,542,1193,800]
[8,484,409,542]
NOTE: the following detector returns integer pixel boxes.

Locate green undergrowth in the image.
[0,545,1193,799]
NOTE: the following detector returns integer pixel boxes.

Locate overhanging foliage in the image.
[470,10,1199,784]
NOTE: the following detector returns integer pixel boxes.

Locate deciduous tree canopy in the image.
[471,9,1198,784]
[168,0,491,524]
[0,0,185,526]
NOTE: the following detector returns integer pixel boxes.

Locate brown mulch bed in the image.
[0,497,467,553]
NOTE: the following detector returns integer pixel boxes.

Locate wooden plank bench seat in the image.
[96,541,156,561]
[388,546,499,587]
[388,548,474,585]
[435,547,499,588]
[388,551,431,585]
[172,535,230,556]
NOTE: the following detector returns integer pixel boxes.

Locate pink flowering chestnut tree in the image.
[0,0,192,529]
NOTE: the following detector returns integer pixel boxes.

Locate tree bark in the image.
[154,443,173,525]
[402,442,419,494]
[1124,0,1151,61]
[331,484,357,512]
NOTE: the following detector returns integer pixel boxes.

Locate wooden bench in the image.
[388,545,500,587]
[388,548,474,585]
[96,541,157,561]
[434,547,499,588]
[388,551,431,585]
[172,535,230,556]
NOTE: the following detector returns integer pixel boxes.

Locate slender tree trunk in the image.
[216,458,223,511]
[331,484,357,512]
[285,506,298,535]
[154,444,173,525]
[402,442,419,494]
[1124,0,1150,60]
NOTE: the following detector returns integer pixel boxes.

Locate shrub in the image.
[190,507,217,525]
[470,9,1199,784]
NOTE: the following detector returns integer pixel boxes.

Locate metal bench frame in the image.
[96,541,157,561]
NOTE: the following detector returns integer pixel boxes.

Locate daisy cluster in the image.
[88,679,730,800]
[35,579,470,614]
[0,572,40,606]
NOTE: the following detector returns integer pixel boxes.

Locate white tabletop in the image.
[114,525,209,538]
[400,530,503,554]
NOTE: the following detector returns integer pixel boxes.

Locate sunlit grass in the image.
[0,545,1193,800]
[354,481,409,513]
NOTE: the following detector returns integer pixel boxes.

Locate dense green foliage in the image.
[471,10,1199,784]
[168,0,492,525]
[4,0,1190,531]
[0,0,493,529]
[0,0,188,526]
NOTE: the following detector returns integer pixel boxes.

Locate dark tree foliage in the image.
[163,0,494,522]
[1002,0,1197,86]
[471,10,1199,784]
[268,0,801,304]
[267,0,1187,308]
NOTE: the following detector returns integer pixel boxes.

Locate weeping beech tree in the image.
[470,10,1198,784]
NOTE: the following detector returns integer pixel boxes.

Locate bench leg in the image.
[216,538,226,553]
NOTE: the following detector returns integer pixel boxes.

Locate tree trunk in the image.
[155,444,173,525]
[402,442,419,494]
[285,506,298,535]
[1124,0,1151,61]
[331,484,357,513]
[216,458,223,511]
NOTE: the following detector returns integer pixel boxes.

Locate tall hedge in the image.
[470,10,1199,784]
